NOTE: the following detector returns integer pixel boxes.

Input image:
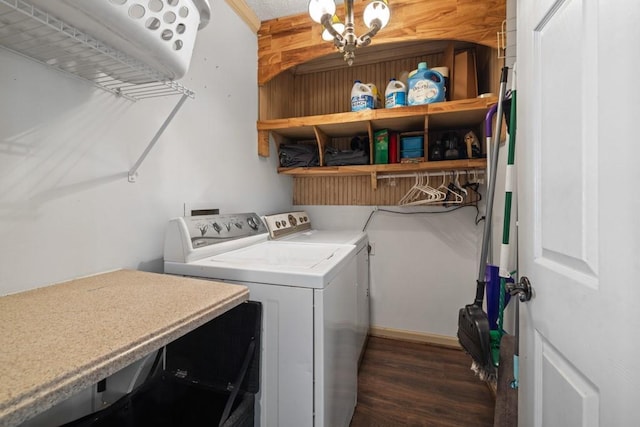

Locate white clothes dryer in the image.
[262,211,370,359]
[164,213,358,427]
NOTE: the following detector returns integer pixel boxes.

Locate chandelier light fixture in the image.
[308,0,391,66]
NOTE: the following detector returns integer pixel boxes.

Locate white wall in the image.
[297,205,484,338]
[507,0,517,68]
[0,2,292,296]
[298,130,518,341]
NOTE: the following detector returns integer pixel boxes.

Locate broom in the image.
[457,66,509,380]
[498,63,519,388]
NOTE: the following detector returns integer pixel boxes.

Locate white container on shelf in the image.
[351,80,375,111]
[29,0,211,82]
[384,78,407,108]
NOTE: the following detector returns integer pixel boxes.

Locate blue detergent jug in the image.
[407,62,446,105]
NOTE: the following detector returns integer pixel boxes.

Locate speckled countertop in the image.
[0,269,249,427]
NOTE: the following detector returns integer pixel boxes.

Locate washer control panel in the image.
[263,211,312,239]
[183,213,267,248]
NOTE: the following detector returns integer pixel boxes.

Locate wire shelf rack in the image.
[0,0,195,101]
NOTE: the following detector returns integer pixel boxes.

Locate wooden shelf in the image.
[255,0,504,203]
[258,97,497,140]
[278,158,487,177]
[261,97,495,186]
[279,158,486,191]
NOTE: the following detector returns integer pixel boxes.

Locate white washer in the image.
[163,213,358,427]
[262,211,370,359]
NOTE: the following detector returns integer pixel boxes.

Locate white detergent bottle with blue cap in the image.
[407,62,446,105]
[351,80,375,111]
[385,78,407,108]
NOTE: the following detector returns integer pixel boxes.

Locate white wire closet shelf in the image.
[0,0,195,101]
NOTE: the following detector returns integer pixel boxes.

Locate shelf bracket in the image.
[128,93,189,183]
[370,171,378,191]
[312,126,330,167]
[497,19,507,59]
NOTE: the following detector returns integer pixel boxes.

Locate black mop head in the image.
[458,303,496,380]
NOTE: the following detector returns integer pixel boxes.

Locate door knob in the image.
[506,276,533,302]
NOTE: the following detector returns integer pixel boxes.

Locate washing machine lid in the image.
[262,211,368,250]
[167,241,355,289]
[279,229,368,251]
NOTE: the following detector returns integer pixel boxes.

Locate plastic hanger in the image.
[398,174,422,205]
[439,173,463,206]
[404,174,447,206]
[454,171,468,197]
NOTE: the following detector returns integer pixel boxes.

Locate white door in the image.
[517,1,640,425]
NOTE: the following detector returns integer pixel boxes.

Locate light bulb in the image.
[363,0,390,29]
[308,0,336,24]
[321,15,345,41]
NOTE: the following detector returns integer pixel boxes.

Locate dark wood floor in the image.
[350,337,495,427]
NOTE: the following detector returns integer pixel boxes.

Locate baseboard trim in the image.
[369,326,462,349]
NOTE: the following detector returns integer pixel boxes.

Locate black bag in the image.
[278,144,319,167]
[324,146,369,166]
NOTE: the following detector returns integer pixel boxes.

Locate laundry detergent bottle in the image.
[407,62,446,105]
[385,78,407,108]
[366,83,382,109]
[351,80,375,111]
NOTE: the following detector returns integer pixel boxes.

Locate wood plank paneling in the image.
[258,47,499,156]
[289,52,444,117]
[258,0,506,85]
[258,0,503,204]
[292,174,482,206]
[259,71,295,120]
[260,50,499,121]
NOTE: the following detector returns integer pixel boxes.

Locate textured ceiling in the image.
[243,0,344,21]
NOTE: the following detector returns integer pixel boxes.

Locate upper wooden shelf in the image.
[258,97,498,141]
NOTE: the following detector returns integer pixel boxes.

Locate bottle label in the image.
[385,91,406,108]
[351,94,374,111]
[408,79,442,105]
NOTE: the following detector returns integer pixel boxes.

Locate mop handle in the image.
[498,64,518,334]
[475,67,509,304]
[499,65,518,280]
